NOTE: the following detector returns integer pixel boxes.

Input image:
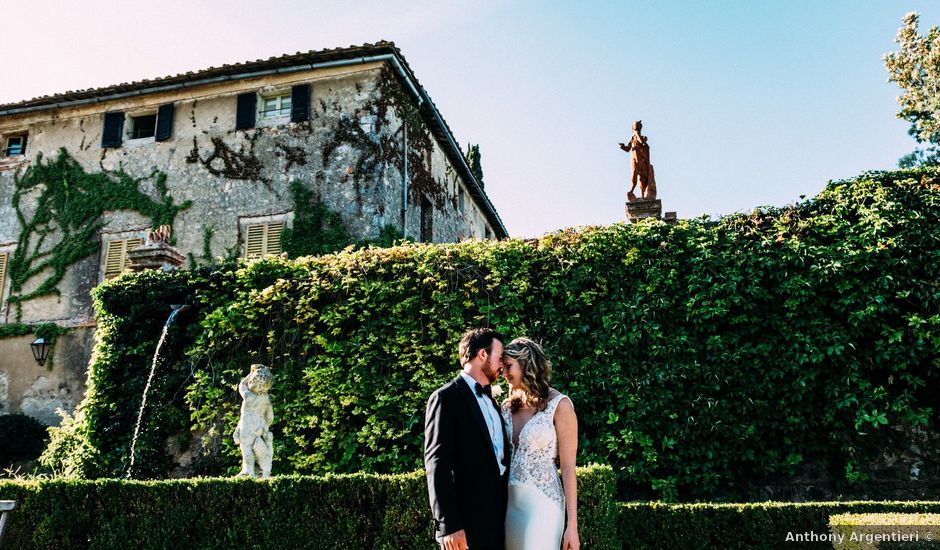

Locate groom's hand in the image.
[441,529,468,550]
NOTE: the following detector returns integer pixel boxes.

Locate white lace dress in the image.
[502,392,569,550]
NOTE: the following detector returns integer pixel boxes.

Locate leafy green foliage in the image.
[0,465,616,549]
[884,12,940,167]
[8,149,191,318]
[281,179,406,257]
[0,414,48,467]
[46,168,940,501]
[281,180,355,257]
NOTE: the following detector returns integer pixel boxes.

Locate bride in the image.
[500,338,580,550]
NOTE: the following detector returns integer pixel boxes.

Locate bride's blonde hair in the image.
[504,338,552,413]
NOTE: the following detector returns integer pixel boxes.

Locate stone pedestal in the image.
[626,198,662,223]
[127,241,185,272]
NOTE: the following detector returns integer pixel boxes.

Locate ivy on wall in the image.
[8,148,191,319]
[281,179,405,257]
[321,68,446,208]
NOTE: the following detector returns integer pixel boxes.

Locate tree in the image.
[884,12,940,167]
[465,143,484,187]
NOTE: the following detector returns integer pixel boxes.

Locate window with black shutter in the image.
[236,93,257,130]
[155,103,175,141]
[291,84,311,122]
[101,112,125,148]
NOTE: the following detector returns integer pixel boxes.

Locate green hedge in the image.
[0,464,616,549]
[45,168,940,501]
[619,501,940,549]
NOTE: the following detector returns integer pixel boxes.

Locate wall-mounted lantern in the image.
[30,337,50,367]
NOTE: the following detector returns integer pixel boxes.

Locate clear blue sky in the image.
[4,1,939,237]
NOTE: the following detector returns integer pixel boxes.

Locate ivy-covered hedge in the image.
[619,501,940,549]
[0,465,616,549]
[46,168,940,501]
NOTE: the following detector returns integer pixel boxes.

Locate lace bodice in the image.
[502,392,569,511]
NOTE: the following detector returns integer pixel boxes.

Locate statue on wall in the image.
[234,364,274,478]
[619,120,657,201]
[146,224,172,244]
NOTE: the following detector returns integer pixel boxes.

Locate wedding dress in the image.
[502,392,570,550]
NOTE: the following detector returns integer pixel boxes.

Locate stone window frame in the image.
[256,87,292,127]
[0,243,13,315]
[239,211,294,259]
[124,108,159,145]
[99,229,147,282]
[2,130,28,158]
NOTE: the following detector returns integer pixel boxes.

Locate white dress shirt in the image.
[460,371,507,476]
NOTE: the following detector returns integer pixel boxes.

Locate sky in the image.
[4,1,940,238]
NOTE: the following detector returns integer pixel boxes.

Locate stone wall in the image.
[0,61,500,424]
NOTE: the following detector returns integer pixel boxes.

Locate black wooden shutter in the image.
[155,103,175,141]
[291,84,311,123]
[101,112,125,148]
[236,93,257,129]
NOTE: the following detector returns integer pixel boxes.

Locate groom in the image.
[425,328,511,550]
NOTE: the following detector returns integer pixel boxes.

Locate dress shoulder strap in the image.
[546,392,569,417]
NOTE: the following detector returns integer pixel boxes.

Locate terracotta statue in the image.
[619,120,657,201]
[234,364,274,478]
[146,224,171,244]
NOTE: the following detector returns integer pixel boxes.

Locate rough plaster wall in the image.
[0,328,92,425]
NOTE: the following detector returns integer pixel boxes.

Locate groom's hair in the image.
[459,328,505,365]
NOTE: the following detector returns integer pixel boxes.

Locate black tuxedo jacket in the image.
[424,375,511,547]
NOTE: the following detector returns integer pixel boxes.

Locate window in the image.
[259,93,292,119]
[103,238,142,279]
[420,197,433,243]
[244,221,284,258]
[0,252,7,303]
[3,134,27,156]
[458,186,465,213]
[128,113,157,140]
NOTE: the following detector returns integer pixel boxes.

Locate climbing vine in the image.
[8,149,191,319]
[186,135,266,185]
[280,180,404,257]
[321,67,446,208]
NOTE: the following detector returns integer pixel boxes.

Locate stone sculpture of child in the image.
[233,364,274,478]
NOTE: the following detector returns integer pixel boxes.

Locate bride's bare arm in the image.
[555,397,580,550]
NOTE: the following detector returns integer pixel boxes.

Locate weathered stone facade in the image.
[0,43,506,424]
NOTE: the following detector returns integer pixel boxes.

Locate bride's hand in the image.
[562,526,580,550]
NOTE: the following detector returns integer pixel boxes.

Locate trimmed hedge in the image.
[45,168,940,501]
[619,501,940,549]
[0,464,616,549]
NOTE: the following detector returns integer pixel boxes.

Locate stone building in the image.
[0,42,507,425]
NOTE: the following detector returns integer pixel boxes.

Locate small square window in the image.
[4,134,27,156]
[129,114,157,140]
[260,93,291,118]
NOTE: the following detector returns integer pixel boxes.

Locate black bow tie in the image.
[475,383,493,397]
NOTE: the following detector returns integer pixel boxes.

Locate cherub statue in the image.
[619,120,657,201]
[233,364,274,478]
[146,224,172,244]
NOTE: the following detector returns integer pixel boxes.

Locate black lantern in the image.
[30,337,50,367]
